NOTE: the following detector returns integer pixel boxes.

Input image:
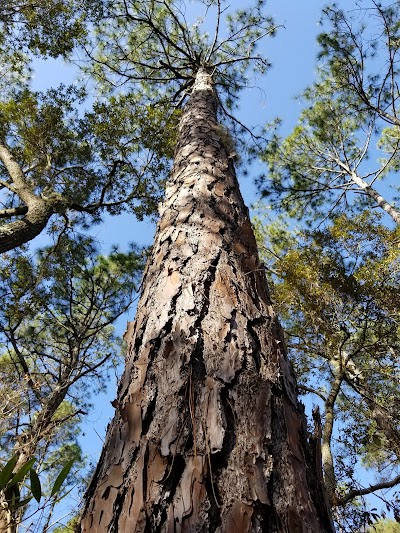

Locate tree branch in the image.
[335,158,400,225]
[336,474,400,506]
[0,205,28,218]
[0,141,55,252]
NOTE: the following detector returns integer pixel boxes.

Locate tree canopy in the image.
[0,82,177,251]
[259,1,400,225]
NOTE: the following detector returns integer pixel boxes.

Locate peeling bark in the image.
[81,69,334,532]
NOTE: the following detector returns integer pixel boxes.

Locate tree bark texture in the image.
[81,69,334,532]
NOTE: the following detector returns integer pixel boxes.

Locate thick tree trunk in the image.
[81,69,334,532]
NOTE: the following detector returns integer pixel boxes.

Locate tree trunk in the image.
[81,69,334,532]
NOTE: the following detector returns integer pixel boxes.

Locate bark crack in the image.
[205,472,222,532]
[247,316,270,371]
[142,389,158,436]
[109,447,141,531]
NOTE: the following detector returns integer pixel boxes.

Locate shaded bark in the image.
[0,202,54,253]
[81,69,334,532]
[0,141,55,252]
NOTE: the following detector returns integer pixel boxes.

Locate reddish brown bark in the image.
[81,69,334,532]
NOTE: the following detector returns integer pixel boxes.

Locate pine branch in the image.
[336,474,400,506]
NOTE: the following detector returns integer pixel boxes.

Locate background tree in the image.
[254,209,400,531]
[80,1,334,530]
[0,235,144,531]
[259,0,400,226]
[0,83,177,252]
[254,4,400,524]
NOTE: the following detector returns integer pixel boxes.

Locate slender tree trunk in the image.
[349,169,400,225]
[335,157,400,225]
[321,375,342,506]
[81,69,334,532]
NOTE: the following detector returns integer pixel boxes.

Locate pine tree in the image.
[81,66,334,531]
[259,1,400,226]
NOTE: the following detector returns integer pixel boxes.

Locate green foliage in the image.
[0,0,97,58]
[367,519,400,533]
[0,234,143,427]
[0,84,171,239]
[50,460,74,497]
[52,515,80,533]
[255,208,400,529]
[316,2,400,116]
[0,454,72,525]
[87,0,275,119]
[30,468,41,502]
[257,209,400,405]
[260,83,369,219]
[0,0,99,99]
[0,457,36,513]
